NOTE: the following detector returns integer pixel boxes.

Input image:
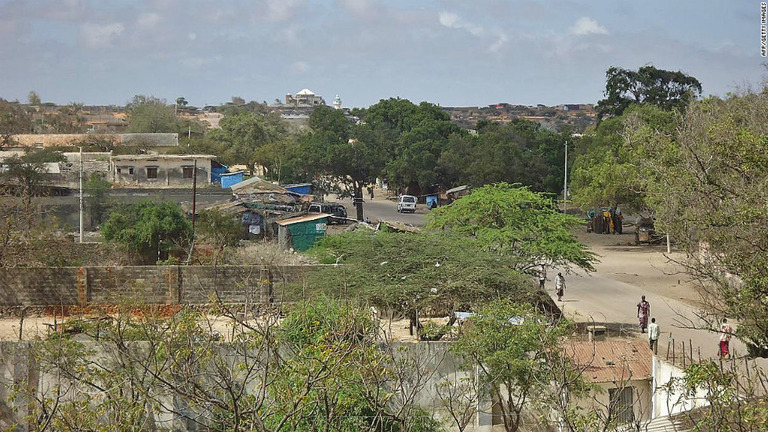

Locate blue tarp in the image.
[282,183,312,195]
[220,172,245,189]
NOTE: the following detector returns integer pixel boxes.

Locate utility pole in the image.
[191,160,197,234]
[563,140,568,214]
[79,146,84,243]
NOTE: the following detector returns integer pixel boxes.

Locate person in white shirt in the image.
[555,273,565,302]
[719,318,733,358]
[647,317,660,354]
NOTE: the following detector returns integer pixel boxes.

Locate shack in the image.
[276,213,329,251]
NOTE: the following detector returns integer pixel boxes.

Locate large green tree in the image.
[101,201,192,264]
[126,95,180,133]
[596,65,702,121]
[426,183,596,274]
[209,111,286,176]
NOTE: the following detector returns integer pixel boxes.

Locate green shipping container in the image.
[278,214,329,251]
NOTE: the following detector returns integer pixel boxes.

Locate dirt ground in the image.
[0,228,704,342]
[575,231,703,308]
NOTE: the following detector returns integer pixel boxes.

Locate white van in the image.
[397,195,417,213]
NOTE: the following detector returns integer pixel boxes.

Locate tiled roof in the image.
[565,339,652,383]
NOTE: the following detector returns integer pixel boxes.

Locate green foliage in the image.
[196,208,242,256]
[596,65,702,121]
[0,98,33,145]
[306,229,536,317]
[209,111,287,175]
[426,183,595,273]
[126,94,180,133]
[452,300,581,432]
[101,201,192,264]
[627,90,768,349]
[570,104,676,212]
[86,172,112,226]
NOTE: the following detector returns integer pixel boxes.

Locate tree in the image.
[85,172,112,227]
[596,65,702,121]
[0,148,66,229]
[0,98,33,146]
[27,91,41,105]
[426,183,596,274]
[196,208,243,265]
[306,229,545,337]
[301,105,387,220]
[210,111,286,176]
[101,201,192,264]
[627,89,768,352]
[125,95,179,133]
[451,300,585,432]
[175,97,188,107]
[12,298,443,431]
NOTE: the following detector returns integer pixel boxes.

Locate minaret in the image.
[333,94,342,110]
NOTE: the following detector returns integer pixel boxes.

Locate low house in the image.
[566,339,654,427]
[110,154,214,187]
[276,213,329,251]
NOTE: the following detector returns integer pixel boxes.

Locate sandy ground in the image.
[575,231,703,308]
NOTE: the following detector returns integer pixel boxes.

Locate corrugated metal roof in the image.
[231,176,293,195]
[446,185,469,194]
[566,339,652,383]
[276,213,331,226]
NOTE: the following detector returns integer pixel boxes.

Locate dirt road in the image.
[551,231,748,361]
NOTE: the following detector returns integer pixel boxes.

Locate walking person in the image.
[719,318,733,358]
[538,264,547,289]
[637,295,650,333]
[555,272,566,302]
[648,317,660,354]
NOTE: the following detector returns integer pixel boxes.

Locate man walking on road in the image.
[555,272,566,302]
[719,318,733,358]
[648,317,660,354]
[538,264,547,289]
[637,295,650,333]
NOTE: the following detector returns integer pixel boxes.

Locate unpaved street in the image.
[551,231,748,361]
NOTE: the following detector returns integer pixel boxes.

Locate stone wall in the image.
[0,265,313,308]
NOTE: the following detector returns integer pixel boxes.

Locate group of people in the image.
[638,295,734,358]
[537,267,736,359]
[588,207,624,234]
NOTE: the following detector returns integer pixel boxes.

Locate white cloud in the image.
[489,32,508,53]
[188,32,197,41]
[439,11,483,36]
[80,22,124,49]
[137,12,161,28]
[569,17,608,36]
[290,61,309,74]
[265,0,299,22]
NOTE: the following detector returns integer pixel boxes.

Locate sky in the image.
[0,0,763,108]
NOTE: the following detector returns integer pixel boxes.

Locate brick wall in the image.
[0,265,313,307]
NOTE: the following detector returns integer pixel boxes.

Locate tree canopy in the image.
[126,95,180,133]
[596,65,702,121]
[426,183,596,273]
[101,201,192,264]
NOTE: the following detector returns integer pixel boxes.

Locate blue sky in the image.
[0,0,762,108]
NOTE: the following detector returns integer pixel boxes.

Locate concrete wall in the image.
[112,158,211,188]
[7,133,178,148]
[0,265,313,308]
[652,357,710,419]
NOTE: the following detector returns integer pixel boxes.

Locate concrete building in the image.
[110,154,214,188]
[567,339,654,426]
[284,88,326,106]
